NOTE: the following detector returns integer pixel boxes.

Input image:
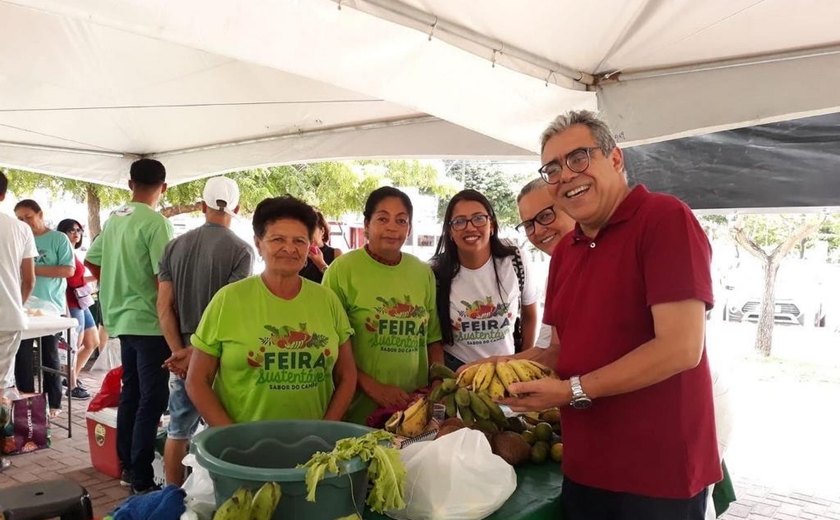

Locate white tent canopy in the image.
[2,0,840,187]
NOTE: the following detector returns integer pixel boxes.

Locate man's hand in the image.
[163,347,193,379]
[499,378,572,412]
[369,381,411,409]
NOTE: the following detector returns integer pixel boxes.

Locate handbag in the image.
[74,284,95,310]
[1,394,51,454]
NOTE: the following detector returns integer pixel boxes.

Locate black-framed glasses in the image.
[538,147,603,184]
[449,214,490,231]
[69,227,83,233]
[515,205,556,235]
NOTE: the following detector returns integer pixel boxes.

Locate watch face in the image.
[571,397,592,410]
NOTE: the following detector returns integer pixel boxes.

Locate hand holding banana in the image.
[499,378,573,412]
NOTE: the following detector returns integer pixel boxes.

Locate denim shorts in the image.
[69,307,96,336]
[166,374,201,440]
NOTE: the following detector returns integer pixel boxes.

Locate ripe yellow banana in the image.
[508,359,535,382]
[456,363,480,388]
[250,482,282,520]
[487,375,506,400]
[524,360,553,377]
[472,362,496,392]
[213,487,252,520]
[398,398,430,437]
[495,361,521,397]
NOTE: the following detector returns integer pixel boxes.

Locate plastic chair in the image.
[0,478,93,519]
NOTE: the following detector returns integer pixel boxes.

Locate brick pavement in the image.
[2,368,839,519]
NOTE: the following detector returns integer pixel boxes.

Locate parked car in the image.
[722,297,826,326]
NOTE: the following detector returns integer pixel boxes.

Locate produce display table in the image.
[364,459,736,520]
[364,462,564,520]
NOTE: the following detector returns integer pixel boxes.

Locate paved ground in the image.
[1,355,839,519]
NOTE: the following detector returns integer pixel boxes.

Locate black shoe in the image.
[120,469,132,487]
[131,483,162,496]
[67,386,91,399]
[61,378,68,387]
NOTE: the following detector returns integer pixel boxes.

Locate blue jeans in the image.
[166,374,200,440]
[116,335,170,490]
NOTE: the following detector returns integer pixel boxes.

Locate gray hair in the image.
[517,177,548,203]
[539,110,617,155]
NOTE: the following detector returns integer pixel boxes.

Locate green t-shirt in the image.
[322,249,442,424]
[191,276,354,424]
[85,202,174,336]
[31,230,74,313]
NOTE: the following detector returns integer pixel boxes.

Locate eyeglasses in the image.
[449,214,490,231]
[69,228,83,233]
[515,205,556,235]
[538,147,603,184]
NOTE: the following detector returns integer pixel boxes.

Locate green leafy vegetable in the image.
[300,430,406,513]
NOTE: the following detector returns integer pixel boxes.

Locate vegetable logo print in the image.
[365,295,428,353]
[247,323,333,391]
[452,297,513,345]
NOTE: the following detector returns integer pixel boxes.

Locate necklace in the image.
[365,244,401,266]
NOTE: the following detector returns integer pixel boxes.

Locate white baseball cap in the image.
[203,177,240,216]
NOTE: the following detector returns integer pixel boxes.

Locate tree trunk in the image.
[755,260,780,357]
[86,185,102,238]
[159,203,202,218]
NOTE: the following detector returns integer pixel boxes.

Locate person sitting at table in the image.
[56,218,97,399]
[299,211,342,283]
[431,189,539,371]
[322,186,443,424]
[186,196,356,424]
[14,199,74,417]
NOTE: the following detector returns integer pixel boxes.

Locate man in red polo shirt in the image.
[502,110,720,519]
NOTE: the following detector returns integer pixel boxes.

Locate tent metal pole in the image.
[0,141,127,158]
[334,0,594,89]
[153,115,442,158]
[615,44,840,82]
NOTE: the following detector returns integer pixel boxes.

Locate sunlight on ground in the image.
[706,319,840,495]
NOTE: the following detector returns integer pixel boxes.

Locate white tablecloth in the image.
[20,315,78,340]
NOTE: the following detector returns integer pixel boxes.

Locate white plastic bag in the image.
[91,338,121,373]
[181,453,216,520]
[386,428,516,520]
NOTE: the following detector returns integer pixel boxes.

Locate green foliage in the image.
[441,161,527,227]
[4,169,129,207]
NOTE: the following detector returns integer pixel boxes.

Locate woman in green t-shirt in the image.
[323,187,443,424]
[186,197,357,425]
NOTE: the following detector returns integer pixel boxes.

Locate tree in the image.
[442,161,526,227]
[731,214,824,357]
[2,160,457,234]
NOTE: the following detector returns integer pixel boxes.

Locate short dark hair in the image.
[252,196,318,239]
[14,199,42,214]
[363,186,413,224]
[130,158,166,186]
[57,219,84,249]
[0,172,8,197]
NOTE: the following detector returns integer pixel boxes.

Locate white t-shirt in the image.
[0,212,38,331]
[535,318,553,348]
[446,249,538,362]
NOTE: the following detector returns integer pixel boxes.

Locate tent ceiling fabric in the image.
[2,0,840,191]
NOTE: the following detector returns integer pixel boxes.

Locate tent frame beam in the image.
[335,0,594,89]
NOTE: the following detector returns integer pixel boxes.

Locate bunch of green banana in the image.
[212,482,281,520]
[456,359,554,399]
[428,379,507,428]
[384,397,430,437]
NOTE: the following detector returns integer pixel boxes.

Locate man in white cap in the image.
[157,176,254,485]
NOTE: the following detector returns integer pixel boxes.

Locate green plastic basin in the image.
[192,420,375,520]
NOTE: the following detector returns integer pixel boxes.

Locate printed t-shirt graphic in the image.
[191,276,353,423]
[322,248,442,424]
[445,252,537,363]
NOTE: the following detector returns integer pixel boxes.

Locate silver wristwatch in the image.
[569,375,592,409]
